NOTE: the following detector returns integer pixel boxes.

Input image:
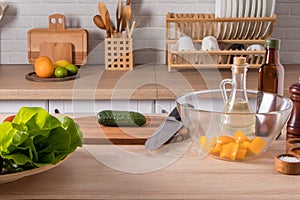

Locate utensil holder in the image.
[166,13,277,71]
[105,38,133,70]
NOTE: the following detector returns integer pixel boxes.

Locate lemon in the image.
[54,67,68,78]
[65,64,78,76]
[54,59,70,68]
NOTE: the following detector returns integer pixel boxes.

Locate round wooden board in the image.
[25,72,78,82]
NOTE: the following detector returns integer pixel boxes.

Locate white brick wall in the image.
[0,0,299,65]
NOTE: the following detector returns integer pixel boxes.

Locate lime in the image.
[54,67,68,78]
[65,64,78,76]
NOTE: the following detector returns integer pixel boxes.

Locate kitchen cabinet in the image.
[48,100,155,114]
[0,100,48,114]
[49,100,175,114]
[155,100,176,113]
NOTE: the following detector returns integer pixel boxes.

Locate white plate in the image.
[233,0,244,38]
[244,0,256,39]
[221,0,232,39]
[262,0,267,17]
[215,0,221,17]
[239,0,251,38]
[250,0,262,38]
[0,153,73,184]
[215,0,226,39]
[256,0,267,38]
[262,0,275,38]
[230,0,238,39]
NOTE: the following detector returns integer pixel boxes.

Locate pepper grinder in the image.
[287,78,300,140]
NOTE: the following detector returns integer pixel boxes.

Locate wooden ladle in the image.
[121,5,132,32]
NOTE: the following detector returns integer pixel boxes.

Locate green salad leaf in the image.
[0,107,82,173]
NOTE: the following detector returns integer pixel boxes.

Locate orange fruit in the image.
[34,56,54,78]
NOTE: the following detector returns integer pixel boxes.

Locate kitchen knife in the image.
[145,107,183,151]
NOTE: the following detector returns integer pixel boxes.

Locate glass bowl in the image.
[176,89,293,161]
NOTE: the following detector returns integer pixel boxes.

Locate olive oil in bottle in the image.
[220,57,255,134]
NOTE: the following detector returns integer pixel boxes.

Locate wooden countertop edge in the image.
[0,64,297,100]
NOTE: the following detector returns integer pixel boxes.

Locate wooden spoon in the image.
[116,0,123,32]
[105,10,111,38]
[0,3,8,21]
[93,15,106,30]
[121,5,132,32]
[126,0,131,5]
[98,2,107,26]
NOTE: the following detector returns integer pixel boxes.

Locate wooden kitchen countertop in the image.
[0,64,298,100]
[0,114,298,199]
[0,135,297,199]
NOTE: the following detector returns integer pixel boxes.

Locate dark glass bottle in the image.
[286,79,300,140]
[258,38,284,95]
[257,38,285,138]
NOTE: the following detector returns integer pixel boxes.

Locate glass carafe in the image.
[220,57,255,135]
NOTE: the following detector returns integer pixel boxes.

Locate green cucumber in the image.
[97,110,146,127]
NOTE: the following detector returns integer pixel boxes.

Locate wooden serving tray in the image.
[27,14,88,65]
[25,72,78,82]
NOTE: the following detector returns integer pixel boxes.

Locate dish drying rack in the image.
[166,13,277,71]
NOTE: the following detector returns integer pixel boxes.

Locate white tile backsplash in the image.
[0,0,299,64]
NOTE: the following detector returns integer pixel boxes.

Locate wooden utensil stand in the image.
[166,13,277,71]
[105,38,133,70]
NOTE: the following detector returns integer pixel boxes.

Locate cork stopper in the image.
[233,57,246,65]
[232,57,247,74]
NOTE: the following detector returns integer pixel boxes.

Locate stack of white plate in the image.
[215,0,276,40]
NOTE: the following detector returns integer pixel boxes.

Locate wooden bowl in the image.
[286,139,300,152]
[274,153,300,175]
[288,146,300,158]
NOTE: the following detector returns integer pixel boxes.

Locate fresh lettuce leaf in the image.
[0,107,83,173]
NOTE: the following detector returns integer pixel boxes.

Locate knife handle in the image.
[169,107,181,121]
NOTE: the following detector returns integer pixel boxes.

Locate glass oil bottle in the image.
[220,57,255,135]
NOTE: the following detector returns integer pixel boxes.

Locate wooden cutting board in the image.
[39,42,73,64]
[74,115,189,145]
[27,14,88,65]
